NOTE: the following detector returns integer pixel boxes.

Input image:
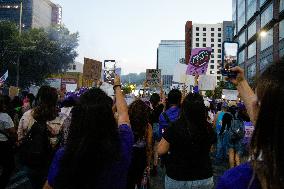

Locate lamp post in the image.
[16,0,23,87]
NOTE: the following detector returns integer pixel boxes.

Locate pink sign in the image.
[186,48,212,75]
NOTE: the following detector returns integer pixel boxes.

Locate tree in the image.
[0,21,79,88]
[213,81,225,99]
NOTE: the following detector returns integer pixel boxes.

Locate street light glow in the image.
[260,31,268,38]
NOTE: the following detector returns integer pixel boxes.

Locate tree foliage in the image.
[0,21,79,88]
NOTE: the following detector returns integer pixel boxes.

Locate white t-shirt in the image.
[0,113,14,141]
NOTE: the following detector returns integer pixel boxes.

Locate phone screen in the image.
[222,42,239,77]
[104,60,116,70]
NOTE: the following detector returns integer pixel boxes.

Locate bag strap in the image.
[162,112,172,125]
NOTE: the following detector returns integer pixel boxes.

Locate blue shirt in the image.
[47,124,134,189]
[216,162,260,189]
[159,106,180,137]
[216,111,225,134]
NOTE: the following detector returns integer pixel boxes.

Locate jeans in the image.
[216,134,228,160]
[165,175,214,189]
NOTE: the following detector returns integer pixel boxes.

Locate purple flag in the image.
[186,48,212,76]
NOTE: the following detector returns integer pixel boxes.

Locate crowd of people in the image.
[0,60,283,189]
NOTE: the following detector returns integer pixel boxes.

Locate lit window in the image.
[260,28,273,51]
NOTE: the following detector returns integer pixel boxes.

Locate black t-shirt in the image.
[163,120,215,181]
[150,104,164,124]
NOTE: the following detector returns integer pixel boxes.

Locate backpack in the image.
[228,115,245,143]
[19,121,52,168]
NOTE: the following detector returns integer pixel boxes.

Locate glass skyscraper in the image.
[157,40,185,89]
[157,40,185,76]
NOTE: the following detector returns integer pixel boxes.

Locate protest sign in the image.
[173,63,187,83]
[66,84,77,92]
[146,69,161,87]
[222,89,239,100]
[186,48,212,76]
[83,58,102,81]
[198,75,217,91]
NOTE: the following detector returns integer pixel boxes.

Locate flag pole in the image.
[16,0,23,87]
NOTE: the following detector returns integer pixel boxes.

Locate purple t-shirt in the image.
[47,124,134,189]
[216,162,261,189]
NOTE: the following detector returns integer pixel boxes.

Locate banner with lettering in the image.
[186,48,212,76]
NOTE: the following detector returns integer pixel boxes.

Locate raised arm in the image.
[230,67,258,125]
[114,76,130,126]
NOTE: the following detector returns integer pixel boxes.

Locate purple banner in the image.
[186,48,212,75]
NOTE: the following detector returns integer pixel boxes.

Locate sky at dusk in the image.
[53,0,232,74]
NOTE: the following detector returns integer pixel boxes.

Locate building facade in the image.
[233,0,284,83]
[157,40,185,88]
[0,0,62,29]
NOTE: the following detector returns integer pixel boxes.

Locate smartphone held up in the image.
[221,42,239,78]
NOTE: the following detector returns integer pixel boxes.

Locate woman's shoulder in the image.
[217,162,260,189]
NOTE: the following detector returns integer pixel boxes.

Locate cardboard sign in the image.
[83,58,102,81]
[186,48,212,76]
[198,75,217,91]
[222,89,239,100]
[146,69,161,87]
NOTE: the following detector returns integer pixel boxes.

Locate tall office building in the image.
[187,22,234,82]
[233,0,284,83]
[0,0,62,29]
[157,40,185,88]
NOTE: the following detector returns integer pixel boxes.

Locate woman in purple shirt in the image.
[43,76,134,189]
[217,61,284,189]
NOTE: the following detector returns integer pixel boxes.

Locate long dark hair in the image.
[179,93,208,140]
[33,86,58,122]
[128,99,150,142]
[250,61,284,189]
[54,88,120,189]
